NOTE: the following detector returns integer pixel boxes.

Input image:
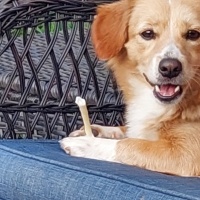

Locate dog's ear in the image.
[91,0,132,60]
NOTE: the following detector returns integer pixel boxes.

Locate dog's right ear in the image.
[91,0,132,60]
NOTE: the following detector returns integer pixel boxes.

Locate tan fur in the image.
[92,0,200,176]
[91,0,134,60]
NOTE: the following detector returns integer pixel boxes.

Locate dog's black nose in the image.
[159,58,182,78]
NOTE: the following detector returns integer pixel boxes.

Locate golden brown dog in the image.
[60,0,200,176]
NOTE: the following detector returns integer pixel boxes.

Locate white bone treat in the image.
[75,96,94,137]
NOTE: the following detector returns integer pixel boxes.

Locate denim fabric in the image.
[0,140,200,200]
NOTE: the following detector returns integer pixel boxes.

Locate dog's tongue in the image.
[159,84,176,96]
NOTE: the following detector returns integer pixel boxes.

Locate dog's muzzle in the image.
[144,58,183,103]
[152,58,183,102]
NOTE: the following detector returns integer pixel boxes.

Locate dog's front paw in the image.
[68,128,86,137]
[59,136,119,162]
[69,124,125,139]
[59,136,94,157]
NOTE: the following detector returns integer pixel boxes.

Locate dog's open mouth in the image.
[153,84,182,102]
[143,73,183,102]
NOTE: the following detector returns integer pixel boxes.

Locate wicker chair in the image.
[0,0,124,140]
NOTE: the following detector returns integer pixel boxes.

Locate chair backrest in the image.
[0,0,124,139]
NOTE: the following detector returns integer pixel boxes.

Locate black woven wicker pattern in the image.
[0,0,124,139]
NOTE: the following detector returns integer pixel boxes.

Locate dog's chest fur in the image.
[125,78,176,140]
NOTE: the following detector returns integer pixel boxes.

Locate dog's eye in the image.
[186,30,200,41]
[140,30,155,40]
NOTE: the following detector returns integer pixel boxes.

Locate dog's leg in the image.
[69,125,126,139]
[115,138,187,175]
[60,126,200,176]
[60,136,119,162]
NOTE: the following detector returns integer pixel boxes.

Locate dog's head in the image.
[92,0,200,105]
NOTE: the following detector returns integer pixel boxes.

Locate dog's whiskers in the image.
[190,77,200,88]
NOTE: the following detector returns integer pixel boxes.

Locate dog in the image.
[60,0,200,177]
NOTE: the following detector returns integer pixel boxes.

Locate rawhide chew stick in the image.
[75,96,94,137]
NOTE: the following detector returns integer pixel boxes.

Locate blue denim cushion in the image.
[0,140,199,200]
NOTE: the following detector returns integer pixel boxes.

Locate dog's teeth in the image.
[175,86,180,93]
[155,85,160,92]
